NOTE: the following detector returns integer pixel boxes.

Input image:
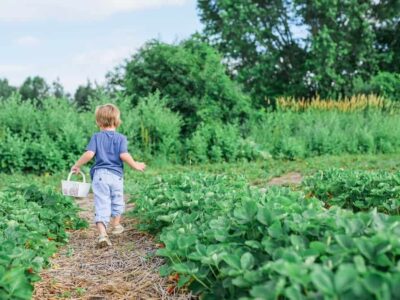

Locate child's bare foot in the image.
[97,234,112,248]
[110,224,124,235]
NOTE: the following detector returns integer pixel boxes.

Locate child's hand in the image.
[71,165,80,174]
[133,162,146,172]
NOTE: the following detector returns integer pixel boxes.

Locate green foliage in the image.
[198,0,309,103]
[74,81,99,112]
[0,78,17,99]
[120,93,183,161]
[2,93,400,172]
[131,173,400,299]
[0,95,94,174]
[19,76,50,102]
[354,72,400,101]
[0,183,86,299]
[250,110,400,160]
[115,38,251,134]
[198,0,399,100]
[186,122,259,163]
[303,169,400,214]
[301,0,378,97]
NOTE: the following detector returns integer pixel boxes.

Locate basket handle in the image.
[67,171,87,183]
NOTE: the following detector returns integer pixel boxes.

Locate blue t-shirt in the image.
[86,130,128,180]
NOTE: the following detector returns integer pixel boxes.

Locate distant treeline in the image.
[1,1,400,109]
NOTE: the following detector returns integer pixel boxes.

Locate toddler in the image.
[71,104,146,248]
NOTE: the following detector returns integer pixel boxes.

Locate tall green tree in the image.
[198,0,400,101]
[298,0,379,97]
[372,0,400,73]
[0,78,17,99]
[198,0,308,105]
[19,76,49,101]
[74,81,97,112]
[50,78,68,99]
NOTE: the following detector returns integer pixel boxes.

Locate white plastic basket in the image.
[61,171,91,198]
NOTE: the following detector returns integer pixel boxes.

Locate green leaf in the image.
[257,206,272,225]
[363,272,386,294]
[268,221,283,238]
[241,252,255,270]
[177,274,192,288]
[285,285,305,300]
[172,262,198,275]
[223,254,241,270]
[245,240,262,249]
[355,238,374,260]
[290,235,305,250]
[335,234,354,249]
[177,235,197,250]
[334,264,357,293]
[159,264,171,277]
[353,255,366,274]
[233,201,258,223]
[311,266,334,295]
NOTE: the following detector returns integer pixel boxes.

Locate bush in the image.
[121,93,183,161]
[0,96,94,174]
[353,72,400,101]
[250,110,400,159]
[113,37,251,135]
[186,122,259,163]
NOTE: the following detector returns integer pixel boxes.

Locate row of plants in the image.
[302,169,400,215]
[250,110,400,160]
[2,94,400,174]
[130,173,400,299]
[0,184,86,299]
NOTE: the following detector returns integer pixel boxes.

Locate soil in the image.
[267,172,303,186]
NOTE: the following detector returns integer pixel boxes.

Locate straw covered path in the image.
[34,195,192,300]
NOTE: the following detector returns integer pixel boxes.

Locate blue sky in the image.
[0,0,202,93]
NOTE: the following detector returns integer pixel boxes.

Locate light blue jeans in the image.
[92,169,124,228]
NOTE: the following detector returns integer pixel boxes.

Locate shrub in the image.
[353,72,400,101]
[113,37,251,135]
[121,93,182,161]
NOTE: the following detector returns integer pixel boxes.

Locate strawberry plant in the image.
[302,169,400,214]
[0,184,87,299]
[131,173,400,299]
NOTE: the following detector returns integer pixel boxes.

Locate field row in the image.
[129,169,400,299]
[0,184,86,299]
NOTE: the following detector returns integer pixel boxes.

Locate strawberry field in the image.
[0,184,86,299]
[1,1,400,298]
[129,169,400,299]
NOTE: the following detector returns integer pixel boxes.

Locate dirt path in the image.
[267,172,303,186]
[34,195,192,300]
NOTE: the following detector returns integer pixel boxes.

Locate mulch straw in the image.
[34,197,194,300]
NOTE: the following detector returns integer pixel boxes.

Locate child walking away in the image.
[71,104,146,248]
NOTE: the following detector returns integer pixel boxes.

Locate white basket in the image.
[61,171,91,198]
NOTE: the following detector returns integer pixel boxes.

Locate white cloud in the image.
[73,46,132,67]
[15,36,40,46]
[0,0,188,22]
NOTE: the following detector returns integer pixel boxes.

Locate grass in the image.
[1,153,399,191]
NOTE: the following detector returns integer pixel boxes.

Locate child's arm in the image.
[71,151,95,173]
[120,153,146,172]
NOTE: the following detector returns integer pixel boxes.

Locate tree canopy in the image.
[198,0,400,103]
[114,38,251,134]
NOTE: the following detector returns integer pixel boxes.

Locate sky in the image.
[0,0,202,93]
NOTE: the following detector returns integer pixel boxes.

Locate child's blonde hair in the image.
[95,104,121,128]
